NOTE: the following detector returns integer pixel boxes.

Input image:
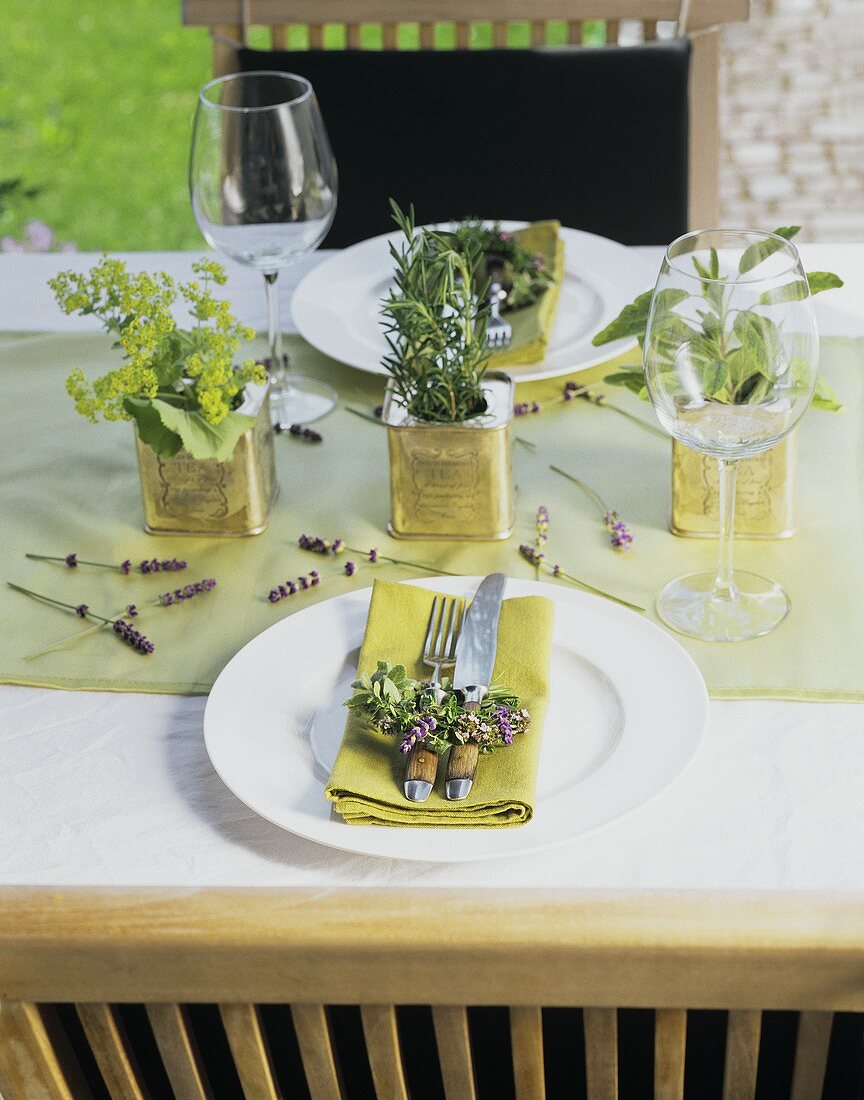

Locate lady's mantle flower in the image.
[399,715,437,754]
[268,572,320,603]
[158,578,217,606]
[113,619,155,654]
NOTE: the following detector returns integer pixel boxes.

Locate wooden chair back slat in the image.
[76,1004,148,1100]
[0,1002,92,1100]
[722,1010,761,1100]
[308,22,323,47]
[454,21,471,47]
[382,22,398,47]
[419,22,435,47]
[360,1005,410,1100]
[653,1009,687,1100]
[146,1003,214,1100]
[291,1004,346,1100]
[584,1008,618,1100]
[790,1011,833,1100]
[531,21,546,45]
[643,18,658,38]
[270,23,287,46]
[510,1006,545,1100]
[492,21,508,46]
[606,18,620,42]
[219,1003,281,1100]
[432,1006,477,1100]
[568,19,583,43]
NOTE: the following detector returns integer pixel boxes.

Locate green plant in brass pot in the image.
[51,256,277,535]
[591,226,844,539]
[381,204,515,540]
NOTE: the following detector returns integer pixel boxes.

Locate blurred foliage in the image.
[0,6,607,251]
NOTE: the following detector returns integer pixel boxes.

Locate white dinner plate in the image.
[291,223,656,381]
[204,577,708,862]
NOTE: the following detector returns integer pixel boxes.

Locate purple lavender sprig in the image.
[8,583,156,655]
[516,543,644,612]
[268,572,320,603]
[26,553,187,575]
[399,715,437,755]
[298,535,344,554]
[298,534,459,577]
[550,466,635,552]
[275,423,323,442]
[158,578,217,606]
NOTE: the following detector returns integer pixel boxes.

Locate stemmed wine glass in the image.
[190,71,338,425]
[644,229,819,641]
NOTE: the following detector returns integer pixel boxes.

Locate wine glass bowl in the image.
[190,71,338,425]
[644,229,819,642]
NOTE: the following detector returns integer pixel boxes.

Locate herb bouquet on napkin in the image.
[325,581,554,828]
[452,219,565,367]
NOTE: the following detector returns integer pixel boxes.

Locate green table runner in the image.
[2,331,863,700]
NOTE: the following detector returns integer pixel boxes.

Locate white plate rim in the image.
[203,577,709,863]
[291,222,655,381]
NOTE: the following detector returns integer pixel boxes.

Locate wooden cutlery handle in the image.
[405,745,438,785]
[446,743,479,783]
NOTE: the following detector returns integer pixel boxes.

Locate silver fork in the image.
[485,280,512,351]
[404,596,463,802]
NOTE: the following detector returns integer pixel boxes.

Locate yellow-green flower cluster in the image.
[52,256,264,426]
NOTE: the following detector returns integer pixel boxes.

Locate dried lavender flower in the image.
[112,619,155,654]
[158,578,216,606]
[298,534,344,554]
[75,603,88,618]
[344,561,356,576]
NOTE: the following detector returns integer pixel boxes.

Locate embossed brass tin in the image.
[385,372,515,541]
[671,433,797,539]
[134,386,277,536]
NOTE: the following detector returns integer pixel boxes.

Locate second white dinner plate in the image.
[203,577,708,862]
[291,223,656,381]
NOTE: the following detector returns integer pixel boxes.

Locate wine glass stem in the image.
[264,271,287,387]
[714,457,739,601]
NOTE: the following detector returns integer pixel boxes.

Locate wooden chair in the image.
[181,0,749,236]
[1,888,862,1098]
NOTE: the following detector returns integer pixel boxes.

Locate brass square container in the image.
[134,386,277,537]
[671,432,797,539]
[384,372,515,541]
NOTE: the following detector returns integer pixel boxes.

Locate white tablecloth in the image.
[2,246,863,890]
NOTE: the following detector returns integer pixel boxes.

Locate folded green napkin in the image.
[488,220,566,368]
[325,579,555,827]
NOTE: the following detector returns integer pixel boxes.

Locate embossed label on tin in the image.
[157,455,230,519]
[410,449,479,519]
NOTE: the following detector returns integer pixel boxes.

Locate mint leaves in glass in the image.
[190,71,338,426]
[644,229,819,642]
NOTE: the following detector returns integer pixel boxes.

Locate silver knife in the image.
[445,573,507,800]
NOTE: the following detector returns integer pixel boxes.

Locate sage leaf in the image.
[807,271,844,295]
[152,399,254,462]
[733,311,783,377]
[701,359,729,398]
[592,290,653,346]
[812,373,843,412]
[123,397,183,458]
[738,226,800,274]
[603,369,648,397]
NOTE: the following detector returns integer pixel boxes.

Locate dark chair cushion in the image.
[239,41,690,248]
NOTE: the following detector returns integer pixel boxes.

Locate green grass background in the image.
[0,3,604,251]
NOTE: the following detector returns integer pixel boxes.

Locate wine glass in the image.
[190,71,338,426]
[644,229,819,641]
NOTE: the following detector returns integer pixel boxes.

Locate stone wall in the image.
[719,0,864,240]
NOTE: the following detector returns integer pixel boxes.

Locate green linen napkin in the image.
[325,579,555,827]
[488,220,566,368]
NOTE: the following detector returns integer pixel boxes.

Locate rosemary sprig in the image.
[382,201,490,424]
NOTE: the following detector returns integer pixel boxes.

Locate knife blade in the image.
[446,573,507,799]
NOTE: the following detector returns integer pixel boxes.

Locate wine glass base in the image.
[656,570,791,642]
[270,377,338,426]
